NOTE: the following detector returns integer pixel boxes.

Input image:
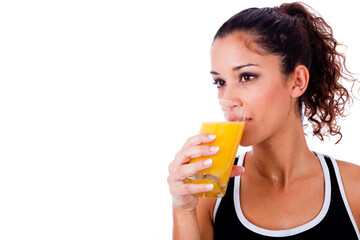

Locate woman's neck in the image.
[245,117,318,189]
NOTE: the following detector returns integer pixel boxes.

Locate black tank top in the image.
[213,152,360,239]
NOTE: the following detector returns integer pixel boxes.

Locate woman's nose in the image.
[219,99,246,122]
[219,99,240,111]
[220,83,243,105]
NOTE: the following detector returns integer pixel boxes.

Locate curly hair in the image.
[214,2,358,143]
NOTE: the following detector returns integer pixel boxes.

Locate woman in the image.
[167,2,360,239]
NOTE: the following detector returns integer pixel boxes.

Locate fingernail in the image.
[205,184,214,190]
[242,166,245,173]
[210,146,219,152]
[208,134,216,140]
[203,158,212,166]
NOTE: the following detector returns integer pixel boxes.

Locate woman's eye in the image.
[240,73,257,82]
[213,79,226,88]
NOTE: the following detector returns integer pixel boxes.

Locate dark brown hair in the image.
[214,2,358,143]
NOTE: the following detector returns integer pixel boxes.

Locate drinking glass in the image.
[184,100,246,197]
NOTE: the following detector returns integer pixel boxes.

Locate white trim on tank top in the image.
[213,151,331,237]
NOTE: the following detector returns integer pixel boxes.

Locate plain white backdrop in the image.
[0,0,359,239]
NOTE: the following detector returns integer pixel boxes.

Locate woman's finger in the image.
[230,165,245,177]
[173,158,213,181]
[183,133,216,148]
[170,182,214,196]
[174,145,219,166]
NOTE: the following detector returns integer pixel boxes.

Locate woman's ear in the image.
[289,65,309,98]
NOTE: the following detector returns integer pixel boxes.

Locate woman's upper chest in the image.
[239,172,325,230]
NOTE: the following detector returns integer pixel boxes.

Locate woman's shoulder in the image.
[336,159,360,227]
[336,159,360,186]
[336,159,360,197]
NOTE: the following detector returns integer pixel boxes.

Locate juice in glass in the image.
[184,121,245,197]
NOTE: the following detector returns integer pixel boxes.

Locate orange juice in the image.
[184,122,245,197]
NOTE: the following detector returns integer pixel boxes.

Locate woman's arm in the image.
[197,197,217,240]
[168,134,218,240]
[172,208,202,240]
[168,134,245,239]
[172,198,216,240]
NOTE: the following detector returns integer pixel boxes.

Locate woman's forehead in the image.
[211,35,279,70]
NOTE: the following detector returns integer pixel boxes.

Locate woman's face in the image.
[210,33,296,146]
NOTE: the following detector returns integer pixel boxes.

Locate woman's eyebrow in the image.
[232,63,258,71]
[210,71,220,75]
[210,63,258,75]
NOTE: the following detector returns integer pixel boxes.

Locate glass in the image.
[184,100,246,197]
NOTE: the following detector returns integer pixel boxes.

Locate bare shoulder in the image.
[336,160,360,187]
[336,160,360,225]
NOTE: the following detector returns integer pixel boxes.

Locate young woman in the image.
[167,2,360,239]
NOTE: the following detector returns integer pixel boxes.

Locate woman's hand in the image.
[167,133,219,211]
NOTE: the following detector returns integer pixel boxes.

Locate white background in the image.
[0,0,359,239]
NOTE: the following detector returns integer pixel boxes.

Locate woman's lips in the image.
[244,118,251,125]
[227,117,252,124]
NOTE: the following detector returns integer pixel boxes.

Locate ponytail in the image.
[278,2,353,143]
[214,2,358,143]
